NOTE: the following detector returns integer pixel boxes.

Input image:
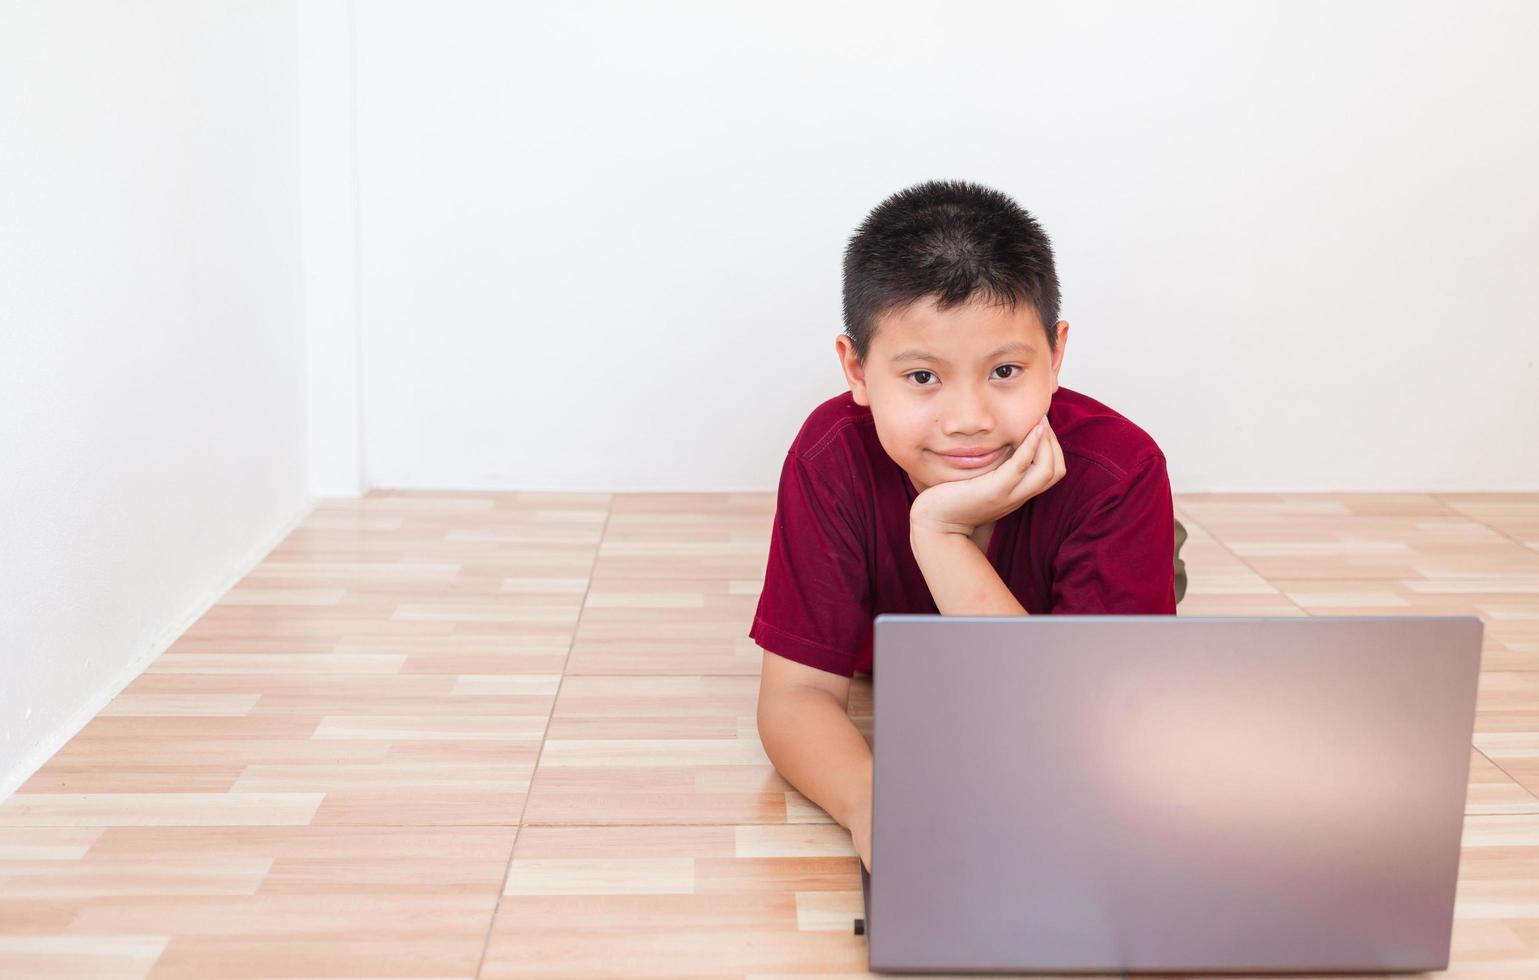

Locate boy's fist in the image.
[909,415,1066,539]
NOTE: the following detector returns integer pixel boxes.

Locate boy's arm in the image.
[910,528,1028,616]
[755,650,872,832]
[760,643,880,830]
[758,687,873,830]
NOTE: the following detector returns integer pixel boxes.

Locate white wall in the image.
[2,0,1536,794]
[0,1,312,796]
[353,0,1539,492]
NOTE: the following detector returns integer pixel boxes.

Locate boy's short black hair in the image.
[841,179,1062,364]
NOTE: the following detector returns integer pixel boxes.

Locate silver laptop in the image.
[857,614,1484,975]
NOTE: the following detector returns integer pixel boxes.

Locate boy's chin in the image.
[932,458,1003,477]
[906,457,1000,492]
[917,465,996,490]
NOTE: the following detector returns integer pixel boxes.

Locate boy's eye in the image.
[904,365,1020,387]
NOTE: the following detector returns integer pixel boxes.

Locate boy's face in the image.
[836,294,1069,496]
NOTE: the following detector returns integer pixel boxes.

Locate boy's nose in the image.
[941,396,993,435]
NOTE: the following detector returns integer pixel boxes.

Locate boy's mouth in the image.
[932,446,1004,468]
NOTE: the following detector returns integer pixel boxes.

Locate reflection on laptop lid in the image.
[859,614,1482,975]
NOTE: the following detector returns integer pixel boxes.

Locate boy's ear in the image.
[835,335,871,406]
[1048,321,1070,395]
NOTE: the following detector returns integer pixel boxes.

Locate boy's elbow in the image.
[756,685,790,740]
[756,684,816,754]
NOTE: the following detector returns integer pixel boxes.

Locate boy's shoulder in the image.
[1047,385,1166,486]
[786,389,874,463]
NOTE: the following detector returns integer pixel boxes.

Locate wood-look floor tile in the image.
[0,935,169,979]
[1478,673,1539,732]
[1278,576,1532,617]
[482,823,868,978]
[1167,517,1305,617]
[1469,749,1539,815]
[13,768,248,795]
[0,793,324,827]
[569,577,805,675]
[13,711,376,796]
[0,827,105,860]
[1175,493,1539,580]
[239,560,463,588]
[524,676,789,825]
[329,632,571,675]
[1447,813,1539,973]
[219,587,348,605]
[1475,732,1539,802]
[1441,494,1539,550]
[22,733,390,780]
[1,854,277,898]
[592,492,773,580]
[0,824,514,976]
[309,714,545,741]
[144,937,481,979]
[1265,577,1536,669]
[99,694,263,717]
[98,893,493,979]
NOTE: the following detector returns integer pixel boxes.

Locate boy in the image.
[750,179,1184,874]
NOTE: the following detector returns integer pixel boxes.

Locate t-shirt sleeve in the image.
[1051,451,1177,614]
[748,451,872,678]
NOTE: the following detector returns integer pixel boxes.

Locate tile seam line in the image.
[1432,492,1539,558]
[1472,745,1539,807]
[471,495,615,979]
[1179,517,1311,617]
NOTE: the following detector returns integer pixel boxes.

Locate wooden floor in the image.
[2,490,1538,978]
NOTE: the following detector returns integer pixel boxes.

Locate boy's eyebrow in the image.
[890,341,1033,365]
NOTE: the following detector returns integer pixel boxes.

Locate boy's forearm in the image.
[757,686,873,829]
[910,528,1028,616]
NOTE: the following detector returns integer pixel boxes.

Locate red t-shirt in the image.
[748,384,1176,678]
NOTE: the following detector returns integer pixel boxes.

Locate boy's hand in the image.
[909,416,1065,538]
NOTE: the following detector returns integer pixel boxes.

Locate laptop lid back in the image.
[868,615,1482,974]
